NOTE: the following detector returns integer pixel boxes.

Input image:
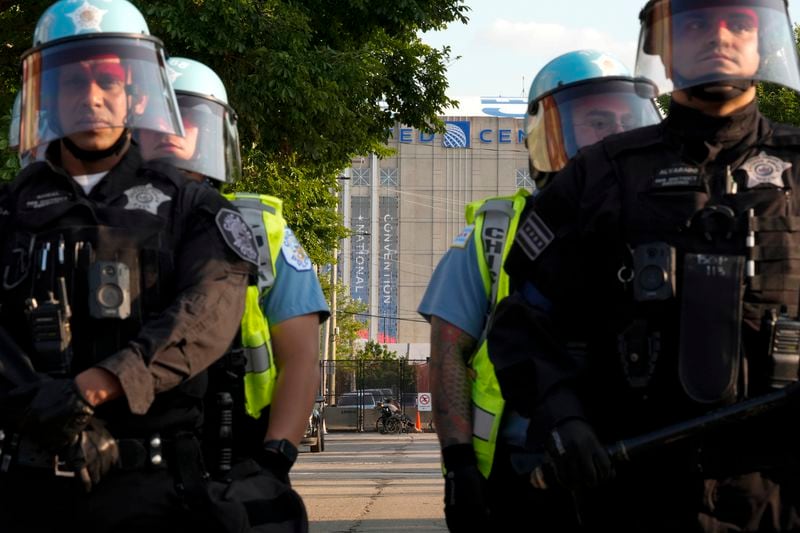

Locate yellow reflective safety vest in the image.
[223,192,286,418]
[466,188,529,478]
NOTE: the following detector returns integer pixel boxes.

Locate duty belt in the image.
[4,433,171,477]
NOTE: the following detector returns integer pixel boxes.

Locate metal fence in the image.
[319,358,432,431]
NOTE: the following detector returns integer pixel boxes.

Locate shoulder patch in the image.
[216,208,259,266]
[451,225,474,249]
[281,228,312,271]
[516,211,554,262]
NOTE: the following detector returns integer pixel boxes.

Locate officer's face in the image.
[57,57,135,151]
[570,95,636,148]
[672,7,760,81]
[138,113,200,162]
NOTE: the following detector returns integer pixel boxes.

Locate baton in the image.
[530,380,800,489]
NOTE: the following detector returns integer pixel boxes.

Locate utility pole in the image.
[320,265,330,398]
[328,256,338,402]
[326,168,350,402]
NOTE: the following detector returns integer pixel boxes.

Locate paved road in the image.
[292,432,447,533]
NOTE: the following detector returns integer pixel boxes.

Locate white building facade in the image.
[338,97,530,347]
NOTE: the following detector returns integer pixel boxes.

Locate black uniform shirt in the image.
[0,144,251,433]
[489,100,800,443]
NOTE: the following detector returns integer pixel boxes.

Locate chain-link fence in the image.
[320,358,433,432]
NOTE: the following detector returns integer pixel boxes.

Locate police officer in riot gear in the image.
[0,1,252,531]
[140,57,329,531]
[489,0,800,530]
[418,50,661,532]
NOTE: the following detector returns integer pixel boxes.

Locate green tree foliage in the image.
[355,340,398,361]
[139,0,467,264]
[0,2,47,181]
[0,107,17,182]
[0,0,468,264]
[756,25,800,126]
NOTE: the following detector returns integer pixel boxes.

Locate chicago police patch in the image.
[216,208,259,266]
[451,225,474,248]
[281,228,312,271]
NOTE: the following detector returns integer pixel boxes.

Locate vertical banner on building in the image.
[350,196,371,323]
[379,196,398,342]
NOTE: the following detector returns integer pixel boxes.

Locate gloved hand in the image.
[254,442,296,485]
[23,378,94,451]
[73,418,119,492]
[442,444,490,532]
[545,418,613,489]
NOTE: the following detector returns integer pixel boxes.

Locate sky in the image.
[421,0,800,99]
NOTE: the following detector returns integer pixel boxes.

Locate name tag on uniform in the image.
[650,165,702,189]
[451,225,474,248]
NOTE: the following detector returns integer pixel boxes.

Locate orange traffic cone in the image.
[415,411,422,432]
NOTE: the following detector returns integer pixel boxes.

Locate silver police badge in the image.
[740,151,792,189]
[123,184,171,215]
[216,208,259,266]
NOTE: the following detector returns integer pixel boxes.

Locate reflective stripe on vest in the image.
[465,188,529,478]
[224,192,286,418]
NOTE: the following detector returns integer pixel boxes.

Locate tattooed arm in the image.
[430,316,478,448]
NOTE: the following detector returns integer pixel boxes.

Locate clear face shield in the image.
[526,78,662,172]
[9,94,20,151]
[19,35,183,154]
[635,0,800,95]
[138,94,241,184]
[9,93,46,168]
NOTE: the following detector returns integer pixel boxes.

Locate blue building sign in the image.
[350,196,371,323]
[379,196,398,341]
[391,121,524,147]
[442,121,470,148]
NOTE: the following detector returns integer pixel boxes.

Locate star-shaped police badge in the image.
[740,151,792,189]
[592,54,619,76]
[68,1,108,32]
[123,184,171,215]
[216,208,259,266]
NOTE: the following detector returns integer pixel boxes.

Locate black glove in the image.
[545,418,613,489]
[442,444,490,532]
[254,440,297,485]
[23,379,94,451]
[73,418,119,493]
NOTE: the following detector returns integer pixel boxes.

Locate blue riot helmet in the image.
[636,0,800,98]
[139,57,241,184]
[526,50,662,174]
[18,0,183,157]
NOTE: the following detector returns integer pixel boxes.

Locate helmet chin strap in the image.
[686,79,754,103]
[62,129,130,162]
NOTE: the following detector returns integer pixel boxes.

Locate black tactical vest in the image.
[0,150,207,435]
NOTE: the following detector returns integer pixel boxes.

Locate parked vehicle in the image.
[300,396,325,452]
[336,392,379,409]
